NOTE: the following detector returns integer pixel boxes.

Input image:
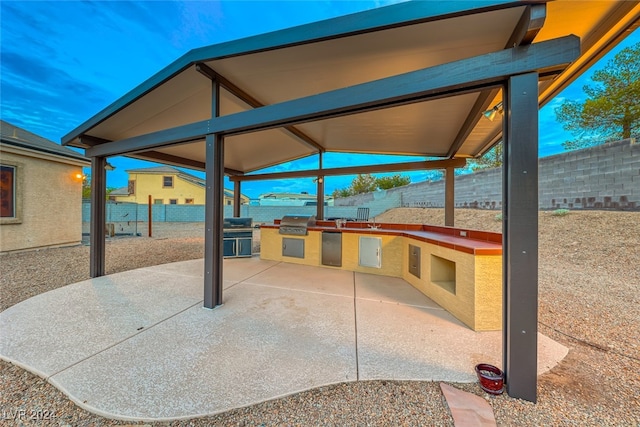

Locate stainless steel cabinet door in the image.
[359,236,381,268]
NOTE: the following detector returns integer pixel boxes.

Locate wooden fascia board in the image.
[86,35,580,159]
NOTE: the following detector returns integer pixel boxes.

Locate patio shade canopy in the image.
[62,1,640,175]
[63,0,638,404]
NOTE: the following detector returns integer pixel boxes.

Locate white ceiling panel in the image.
[65,0,639,174]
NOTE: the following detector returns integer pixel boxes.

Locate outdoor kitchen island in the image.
[260,218,503,331]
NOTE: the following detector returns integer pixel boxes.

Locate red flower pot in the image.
[475,363,504,395]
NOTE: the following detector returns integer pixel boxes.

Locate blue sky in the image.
[1,1,638,199]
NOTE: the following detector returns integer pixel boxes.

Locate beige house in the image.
[0,121,90,253]
[110,166,248,205]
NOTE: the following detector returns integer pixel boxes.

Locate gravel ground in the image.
[1,209,639,426]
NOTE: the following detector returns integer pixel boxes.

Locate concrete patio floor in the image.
[0,257,567,422]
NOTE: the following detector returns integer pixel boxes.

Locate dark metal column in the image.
[503,73,539,402]
[204,79,224,309]
[445,166,454,226]
[233,180,241,218]
[316,152,324,220]
[90,156,106,277]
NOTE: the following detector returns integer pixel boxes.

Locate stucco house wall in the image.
[111,166,248,205]
[118,171,207,205]
[1,123,89,253]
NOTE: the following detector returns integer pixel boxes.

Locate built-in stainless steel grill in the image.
[223,217,253,258]
[279,214,316,236]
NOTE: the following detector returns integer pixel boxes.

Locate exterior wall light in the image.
[482,102,503,121]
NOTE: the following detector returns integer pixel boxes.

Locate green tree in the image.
[555,42,640,150]
[332,173,411,198]
[81,174,116,200]
[350,173,378,194]
[332,187,353,198]
[82,174,91,199]
[376,174,411,190]
[468,142,503,171]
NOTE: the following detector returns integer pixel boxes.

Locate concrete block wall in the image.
[335,138,639,211]
[539,139,638,209]
[82,202,387,225]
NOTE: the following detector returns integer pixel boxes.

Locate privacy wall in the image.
[336,139,639,211]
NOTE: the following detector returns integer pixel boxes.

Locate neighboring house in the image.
[258,192,334,206]
[110,166,248,205]
[0,120,90,253]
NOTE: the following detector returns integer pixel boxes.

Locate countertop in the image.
[261,221,502,255]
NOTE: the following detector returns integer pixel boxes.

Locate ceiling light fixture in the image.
[482,102,503,121]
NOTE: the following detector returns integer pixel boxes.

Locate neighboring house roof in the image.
[126,166,248,199]
[1,120,89,164]
[109,186,130,196]
[127,165,205,187]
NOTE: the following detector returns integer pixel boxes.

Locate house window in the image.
[154,199,163,204]
[0,165,16,218]
[185,198,194,204]
[169,199,178,205]
[0,162,22,224]
[163,176,173,188]
[128,179,135,195]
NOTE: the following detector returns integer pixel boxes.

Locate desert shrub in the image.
[551,209,570,217]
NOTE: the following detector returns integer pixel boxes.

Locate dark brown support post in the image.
[445,167,454,226]
[89,156,106,277]
[233,180,241,218]
[148,195,152,237]
[503,73,539,402]
[316,152,324,220]
[204,80,224,309]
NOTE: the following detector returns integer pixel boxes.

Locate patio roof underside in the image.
[63,1,639,175]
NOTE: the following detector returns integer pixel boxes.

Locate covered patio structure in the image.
[63,0,639,402]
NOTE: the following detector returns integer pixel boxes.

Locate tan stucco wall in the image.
[0,150,86,252]
[402,242,502,331]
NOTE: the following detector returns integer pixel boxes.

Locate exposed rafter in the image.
[446,91,498,158]
[473,130,503,158]
[79,134,111,148]
[130,151,244,176]
[195,62,325,153]
[132,151,205,170]
[505,3,546,48]
[447,4,546,159]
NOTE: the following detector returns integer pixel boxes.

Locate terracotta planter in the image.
[475,363,504,395]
